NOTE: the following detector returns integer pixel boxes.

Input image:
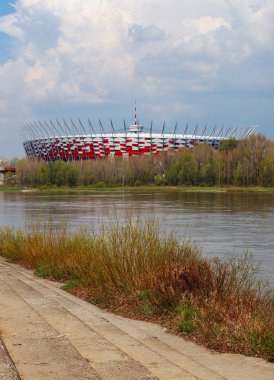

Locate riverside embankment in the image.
[0,218,273,361]
[0,257,273,380]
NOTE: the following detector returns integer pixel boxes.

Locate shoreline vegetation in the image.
[4,135,274,189]
[0,220,273,361]
[1,185,274,193]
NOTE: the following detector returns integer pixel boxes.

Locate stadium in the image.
[21,114,258,161]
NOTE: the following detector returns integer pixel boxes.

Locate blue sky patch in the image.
[0,1,16,63]
[0,32,15,63]
[0,1,16,17]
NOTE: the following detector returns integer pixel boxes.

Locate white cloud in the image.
[0,13,23,39]
[180,16,231,43]
[0,0,274,157]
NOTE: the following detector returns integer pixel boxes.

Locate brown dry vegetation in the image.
[0,220,273,361]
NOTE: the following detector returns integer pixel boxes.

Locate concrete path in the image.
[0,257,273,380]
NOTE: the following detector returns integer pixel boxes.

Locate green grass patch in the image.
[35,185,274,193]
[176,304,197,334]
[248,330,274,361]
[177,320,194,333]
[176,304,197,320]
[35,263,78,281]
[62,279,82,290]
[137,290,157,316]
[0,187,28,191]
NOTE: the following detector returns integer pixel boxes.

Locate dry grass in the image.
[0,220,273,361]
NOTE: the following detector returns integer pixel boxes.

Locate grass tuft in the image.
[62,279,82,290]
[177,321,194,333]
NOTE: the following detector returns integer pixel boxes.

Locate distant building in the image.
[21,118,258,161]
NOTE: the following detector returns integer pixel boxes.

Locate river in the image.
[0,190,273,285]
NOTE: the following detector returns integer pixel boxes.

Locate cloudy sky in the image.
[0,0,273,158]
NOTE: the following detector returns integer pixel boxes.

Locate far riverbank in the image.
[1,185,274,193]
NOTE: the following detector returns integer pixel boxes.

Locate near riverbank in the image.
[1,257,273,380]
[0,220,273,362]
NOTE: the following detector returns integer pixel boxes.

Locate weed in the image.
[62,279,81,290]
[176,304,197,320]
[35,264,76,280]
[176,304,197,334]
[138,290,157,316]
[177,321,194,333]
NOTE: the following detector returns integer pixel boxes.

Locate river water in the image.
[0,190,273,285]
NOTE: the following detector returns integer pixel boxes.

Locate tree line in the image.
[13,135,274,187]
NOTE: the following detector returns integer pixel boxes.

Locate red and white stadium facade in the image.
[22,113,258,161]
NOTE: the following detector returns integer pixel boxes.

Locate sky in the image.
[0,0,273,158]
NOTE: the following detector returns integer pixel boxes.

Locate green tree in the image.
[219,138,239,152]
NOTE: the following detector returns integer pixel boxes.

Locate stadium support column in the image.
[110,119,116,157]
[39,121,55,161]
[161,121,165,152]
[99,119,106,157]
[88,119,97,159]
[192,123,198,145]
[71,119,84,161]
[32,122,49,160]
[246,125,258,138]
[79,119,90,160]
[201,125,207,142]
[218,125,224,140]
[183,123,188,147]
[150,121,153,153]
[208,126,216,146]
[223,126,231,139]
[217,126,224,142]
[63,119,78,161]
[35,121,50,161]
[71,119,88,160]
[26,124,37,159]
[23,125,36,158]
[173,122,177,150]
[124,120,128,156]
[229,126,238,139]
[55,120,68,161]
